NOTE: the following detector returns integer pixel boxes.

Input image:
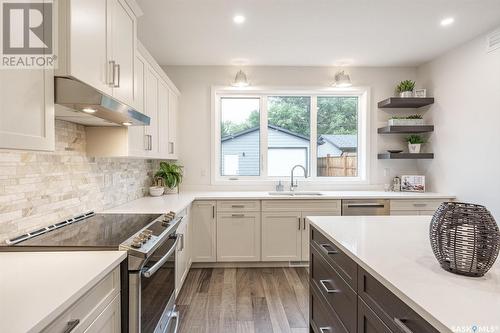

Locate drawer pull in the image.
[63,319,80,333]
[231,214,245,218]
[319,279,339,294]
[231,205,245,208]
[319,327,332,333]
[394,318,414,333]
[413,203,427,207]
[320,243,338,255]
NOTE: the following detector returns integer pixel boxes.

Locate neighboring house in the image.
[221,125,357,176]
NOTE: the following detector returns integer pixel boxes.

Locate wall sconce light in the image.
[232,70,250,87]
[333,70,352,87]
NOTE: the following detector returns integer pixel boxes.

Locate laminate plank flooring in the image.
[177,268,309,333]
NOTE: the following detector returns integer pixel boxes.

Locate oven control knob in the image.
[131,239,142,249]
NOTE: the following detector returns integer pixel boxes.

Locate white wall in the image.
[164,65,420,190]
[417,29,500,219]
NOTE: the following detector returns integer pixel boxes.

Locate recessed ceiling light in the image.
[233,15,245,24]
[82,107,96,114]
[122,122,132,126]
[440,17,455,27]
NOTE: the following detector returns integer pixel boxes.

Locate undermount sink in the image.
[268,191,324,196]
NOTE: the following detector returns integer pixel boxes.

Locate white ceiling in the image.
[136,0,500,67]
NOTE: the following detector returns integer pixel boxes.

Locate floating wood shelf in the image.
[378,153,434,160]
[378,97,435,109]
[378,125,434,134]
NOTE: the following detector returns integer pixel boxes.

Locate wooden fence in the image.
[317,155,357,177]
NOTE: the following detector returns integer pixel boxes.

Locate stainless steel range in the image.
[6,211,184,333]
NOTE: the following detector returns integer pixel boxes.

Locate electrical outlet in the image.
[384,168,390,177]
[201,168,207,176]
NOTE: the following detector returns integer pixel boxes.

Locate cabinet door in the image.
[191,201,216,262]
[301,211,340,261]
[84,295,121,333]
[0,69,54,150]
[127,53,147,157]
[262,212,302,261]
[175,217,187,296]
[167,89,178,159]
[66,0,111,95]
[217,212,260,262]
[144,68,159,157]
[109,0,136,107]
[358,298,393,333]
[158,81,170,158]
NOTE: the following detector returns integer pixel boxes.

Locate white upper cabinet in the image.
[158,81,170,158]
[167,90,179,159]
[57,0,137,107]
[144,67,160,156]
[0,68,55,151]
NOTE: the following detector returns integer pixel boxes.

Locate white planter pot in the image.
[164,187,179,195]
[149,186,164,197]
[388,119,424,126]
[400,91,413,98]
[408,143,422,154]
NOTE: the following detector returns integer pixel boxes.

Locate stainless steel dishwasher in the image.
[342,199,390,215]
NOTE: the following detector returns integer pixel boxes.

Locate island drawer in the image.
[217,200,261,212]
[311,244,357,332]
[358,297,393,333]
[358,267,440,333]
[311,228,357,289]
[310,281,349,333]
[262,200,341,212]
[390,199,445,212]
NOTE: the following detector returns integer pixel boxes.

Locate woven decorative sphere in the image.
[430,202,500,277]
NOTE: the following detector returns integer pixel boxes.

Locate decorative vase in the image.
[149,186,164,197]
[408,143,421,153]
[400,91,413,98]
[430,202,500,277]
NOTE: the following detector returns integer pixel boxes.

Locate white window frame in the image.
[211,86,371,185]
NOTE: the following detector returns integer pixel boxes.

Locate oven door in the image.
[131,234,178,333]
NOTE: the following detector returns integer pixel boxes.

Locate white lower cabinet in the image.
[42,266,121,333]
[261,211,302,261]
[217,212,261,262]
[300,211,341,261]
[175,211,191,296]
[191,201,217,262]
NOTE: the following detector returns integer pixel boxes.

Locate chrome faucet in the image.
[290,165,308,191]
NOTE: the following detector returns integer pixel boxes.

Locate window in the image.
[220,97,260,176]
[214,88,368,183]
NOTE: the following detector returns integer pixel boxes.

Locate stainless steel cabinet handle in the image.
[231,205,245,208]
[319,279,339,294]
[320,243,338,255]
[231,214,245,218]
[170,311,180,333]
[394,318,414,333]
[347,203,385,208]
[63,319,80,333]
[298,217,301,230]
[179,234,184,251]
[108,60,116,86]
[169,142,174,154]
[114,63,120,88]
[413,203,427,207]
[319,328,332,333]
[212,205,215,219]
[144,135,149,150]
[303,217,306,230]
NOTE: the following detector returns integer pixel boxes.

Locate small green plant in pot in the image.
[405,135,425,154]
[396,80,416,98]
[155,162,184,194]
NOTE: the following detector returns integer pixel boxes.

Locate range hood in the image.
[54,77,150,127]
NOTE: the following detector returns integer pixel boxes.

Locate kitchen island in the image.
[307,216,500,333]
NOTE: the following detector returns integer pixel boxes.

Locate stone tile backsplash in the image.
[0,120,155,243]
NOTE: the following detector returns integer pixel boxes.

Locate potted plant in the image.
[405,135,425,153]
[154,162,184,194]
[396,80,416,98]
[388,114,424,126]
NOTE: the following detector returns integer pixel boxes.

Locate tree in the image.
[317,97,357,135]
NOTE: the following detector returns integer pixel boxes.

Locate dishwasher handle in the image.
[346,203,386,208]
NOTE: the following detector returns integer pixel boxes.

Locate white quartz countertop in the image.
[0,251,127,333]
[307,216,500,333]
[102,190,455,214]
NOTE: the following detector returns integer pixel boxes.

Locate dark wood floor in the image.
[176,267,309,333]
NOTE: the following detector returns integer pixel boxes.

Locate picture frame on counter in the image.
[414,89,427,98]
[401,175,426,192]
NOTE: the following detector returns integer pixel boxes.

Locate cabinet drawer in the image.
[42,267,120,332]
[262,200,341,212]
[311,245,356,332]
[311,228,357,289]
[358,268,439,333]
[310,281,349,333]
[358,297,393,333]
[217,200,261,212]
[390,200,446,212]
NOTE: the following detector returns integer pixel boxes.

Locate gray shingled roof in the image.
[318,135,357,150]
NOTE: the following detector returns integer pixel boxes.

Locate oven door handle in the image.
[142,236,179,278]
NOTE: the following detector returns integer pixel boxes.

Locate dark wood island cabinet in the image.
[309,226,440,333]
